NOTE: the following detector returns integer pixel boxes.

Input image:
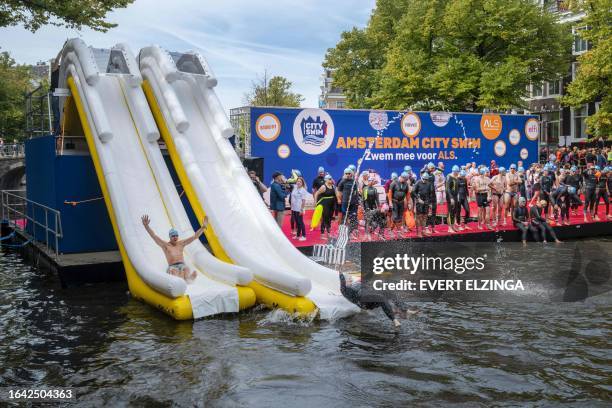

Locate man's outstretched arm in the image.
[141,214,166,247]
[179,217,208,246]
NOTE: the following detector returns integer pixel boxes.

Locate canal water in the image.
[0,240,610,407]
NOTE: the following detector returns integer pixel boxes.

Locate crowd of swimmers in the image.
[256,147,611,246]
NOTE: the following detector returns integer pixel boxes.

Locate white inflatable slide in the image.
[138,46,359,319]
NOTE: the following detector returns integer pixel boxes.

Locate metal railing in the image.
[1,190,63,259]
[0,143,25,158]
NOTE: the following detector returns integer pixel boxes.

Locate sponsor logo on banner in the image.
[293,109,335,155]
[481,114,502,140]
[401,112,421,137]
[255,113,281,142]
[369,110,389,131]
[494,140,506,157]
[525,118,539,140]
[277,144,290,159]
[520,148,529,160]
[430,112,452,127]
[508,129,521,145]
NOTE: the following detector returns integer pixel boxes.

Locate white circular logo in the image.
[401,112,421,137]
[368,110,388,131]
[430,111,452,127]
[508,129,521,145]
[293,109,335,155]
[520,148,529,160]
[255,113,281,142]
[277,144,290,159]
[525,118,539,141]
[494,140,506,157]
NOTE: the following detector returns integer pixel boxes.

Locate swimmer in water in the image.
[338,272,417,328]
[141,215,208,283]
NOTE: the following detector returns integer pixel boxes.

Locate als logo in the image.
[293,109,335,155]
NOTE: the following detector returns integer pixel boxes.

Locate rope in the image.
[64,197,104,206]
[1,239,32,248]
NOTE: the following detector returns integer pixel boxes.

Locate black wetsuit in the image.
[446,175,459,224]
[551,185,577,223]
[389,180,409,223]
[518,174,526,198]
[594,173,609,215]
[583,172,597,214]
[512,205,538,241]
[362,185,382,233]
[317,185,336,234]
[565,174,582,209]
[412,180,432,215]
[457,177,470,223]
[337,178,359,232]
[540,174,554,213]
[339,273,395,321]
[530,205,558,242]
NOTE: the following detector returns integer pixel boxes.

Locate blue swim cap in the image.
[570,166,577,172]
[510,164,517,169]
[169,228,179,237]
[422,172,431,180]
[391,172,398,179]
[518,167,525,172]
[499,167,506,173]
[324,174,332,180]
[568,186,576,194]
[318,166,325,173]
[595,165,601,171]
[479,168,486,175]
[400,171,409,178]
[348,164,357,171]
[452,165,460,173]
[404,165,412,172]
[344,168,353,175]
[427,162,435,169]
[460,170,467,177]
[293,169,302,177]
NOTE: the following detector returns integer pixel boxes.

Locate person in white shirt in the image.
[290,177,308,241]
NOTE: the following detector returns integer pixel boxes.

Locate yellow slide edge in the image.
[141,79,316,315]
[68,77,252,320]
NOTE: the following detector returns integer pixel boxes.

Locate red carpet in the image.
[281,200,611,247]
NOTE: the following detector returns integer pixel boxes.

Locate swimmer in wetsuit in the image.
[582,166,598,222]
[141,215,208,283]
[456,170,470,230]
[445,166,460,233]
[593,166,610,220]
[512,196,538,245]
[339,272,416,327]
[412,172,433,237]
[529,201,561,244]
[551,184,581,226]
[388,172,410,237]
[564,166,582,214]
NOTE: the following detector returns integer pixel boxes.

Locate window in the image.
[545,111,560,145]
[573,26,590,54]
[574,105,588,139]
[532,83,543,97]
[336,101,346,109]
[548,80,561,96]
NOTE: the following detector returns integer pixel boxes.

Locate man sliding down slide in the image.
[141,215,208,283]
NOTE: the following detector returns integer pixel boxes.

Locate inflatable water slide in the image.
[138,46,359,320]
[57,39,256,319]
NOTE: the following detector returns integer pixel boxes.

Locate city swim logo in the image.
[293,108,335,155]
[300,116,327,146]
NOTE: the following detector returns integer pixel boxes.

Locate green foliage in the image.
[244,73,304,107]
[0,0,133,32]
[0,50,37,140]
[324,0,572,111]
[561,0,611,138]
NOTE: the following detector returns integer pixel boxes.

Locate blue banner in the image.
[250,107,539,183]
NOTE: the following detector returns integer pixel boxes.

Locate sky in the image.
[0,0,375,110]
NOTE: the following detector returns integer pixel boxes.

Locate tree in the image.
[562,0,611,139]
[324,0,572,112]
[243,71,304,107]
[0,0,134,32]
[0,50,37,140]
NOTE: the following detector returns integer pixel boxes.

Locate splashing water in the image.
[258,308,318,327]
